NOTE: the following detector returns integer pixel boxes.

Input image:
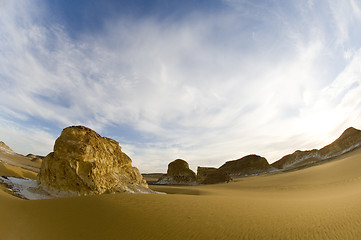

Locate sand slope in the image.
[0,162,38,180]
[1,149,361,239]
[0,150,41,173]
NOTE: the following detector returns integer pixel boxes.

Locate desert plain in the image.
[1,144,361,239]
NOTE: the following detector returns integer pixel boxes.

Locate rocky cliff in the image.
[272,127,361,170]
[38,126,151,195]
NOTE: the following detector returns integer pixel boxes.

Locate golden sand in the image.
[0,162,37,180]
[1,148,361,239]
[0,151,41,173]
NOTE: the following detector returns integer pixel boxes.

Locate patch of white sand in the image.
[0,176,165,200]
[0,176,53,200]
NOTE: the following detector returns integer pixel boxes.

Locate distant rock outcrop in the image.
[154,127,361,185]
[38,126,151,195]
[271,149,319,170]
[272,127,361,170]
[218,154,272,177]
[0,141,13,153]
[26,154,44,164]
[157,159,196,184]
[197,167,217,182]
[197,167,232,184]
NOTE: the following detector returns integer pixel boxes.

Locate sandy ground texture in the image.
[1,149,361,239]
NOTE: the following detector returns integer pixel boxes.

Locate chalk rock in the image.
[0,141,13,153]
[272,127,361,170]
[38,126,151,195]
[219,154,272,177]
[197,167,232,184]
[197,167,217,182]
[157,159,196,184]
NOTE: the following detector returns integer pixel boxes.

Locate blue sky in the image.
[1,0,361,172]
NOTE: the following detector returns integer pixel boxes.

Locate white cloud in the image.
[0,117,55,156]
[1,0,361,172]
[328,0,361,45]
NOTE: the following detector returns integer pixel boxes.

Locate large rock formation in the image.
[272,127,361,170]
[218,154,272,177]
[157,159,196,184]
[38,126,151,195]
[197,167,232,184]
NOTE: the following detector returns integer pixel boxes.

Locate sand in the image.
[0,150,41,173]
[1,148,361,239]
[0,162,38,180]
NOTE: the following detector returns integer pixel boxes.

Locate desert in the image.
[2,1,361,239]
[1,127,361,239]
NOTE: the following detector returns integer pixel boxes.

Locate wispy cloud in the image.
[0,0,361,172]
[0,116,55,155]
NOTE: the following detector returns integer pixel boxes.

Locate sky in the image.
[0,0,361,173]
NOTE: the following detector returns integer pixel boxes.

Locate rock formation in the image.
[319,127,361,157]
[26,154,43,164]
[197,167,217,182]
[38,126,151,195]
[157,159,196,184]
[272,127,361,170]
[218,154,272,177]
[0,141,13,153]
[271,149,319,170]
[197,167,232,184]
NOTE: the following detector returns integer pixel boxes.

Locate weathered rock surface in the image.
[197,167,232,184]
[38,126,151,195]
[218,154,272,177]
[157,159,196,184]
[197,167,217,182]
[272,127,361,170]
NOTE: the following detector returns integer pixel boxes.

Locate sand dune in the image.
[0,150,41,173]
[1,147,361,239]
[0,162,38,180]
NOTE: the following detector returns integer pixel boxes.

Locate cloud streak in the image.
[0,0,361,172]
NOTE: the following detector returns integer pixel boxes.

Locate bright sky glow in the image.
[1,0,361,172]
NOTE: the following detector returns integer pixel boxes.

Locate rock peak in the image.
[0,141,13,153]
[272,127,361,170]
[338,127,360,140]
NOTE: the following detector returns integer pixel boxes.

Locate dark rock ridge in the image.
[157,159,196,184]
[197,167,218,182]
[218,154,273,177]
[272,127,361,170]
[38,126,151,195]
